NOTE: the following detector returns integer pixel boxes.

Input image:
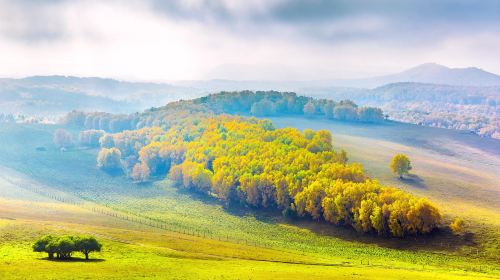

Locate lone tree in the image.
[390,153,412,179]
[75,236,102,260]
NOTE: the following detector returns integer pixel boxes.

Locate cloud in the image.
[0,0,499,80]
[0,0,69,43]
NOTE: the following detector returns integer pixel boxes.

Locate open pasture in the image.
[0,122,499,279]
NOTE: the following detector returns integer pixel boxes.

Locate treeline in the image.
[62,91,384,133]
[195,91,385,122]
[97,116,440,237]
[33,235,102,260]
[62,111,135,132]
[309,83,500,139]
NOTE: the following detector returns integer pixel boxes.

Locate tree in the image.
[53,236,76,259]
[132,162,151,182]
[53,129,73,149]
[358,107,384,122]
[303,101,316,118]
[75,236,102,260]
[33,235,56,259]
[97,148,122,172]
[250,99,276,116]
[333,105,358,121]
[450,218,464,235]
[99,134,115,148]
[390,154,412,179]
[79,130,105,147]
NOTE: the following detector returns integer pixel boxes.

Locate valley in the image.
[0,118,498,279]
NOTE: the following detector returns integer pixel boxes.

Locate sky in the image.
[0,0,499,81]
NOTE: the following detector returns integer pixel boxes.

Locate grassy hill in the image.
[0,120,499,279]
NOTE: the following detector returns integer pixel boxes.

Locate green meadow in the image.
[0,120,499,279]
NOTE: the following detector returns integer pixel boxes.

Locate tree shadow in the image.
[400,174,428,189]
[282,216,476,253]
[165,183,474,253]
[40,257,105,263]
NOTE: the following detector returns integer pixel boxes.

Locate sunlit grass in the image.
[0,122,499,279]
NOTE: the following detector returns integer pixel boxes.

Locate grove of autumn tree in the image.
[390,154,412,179]
[98,116,441,237]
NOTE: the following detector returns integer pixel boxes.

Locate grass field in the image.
[0,120,499,279]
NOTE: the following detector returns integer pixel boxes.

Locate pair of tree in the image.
[33,235,102,260]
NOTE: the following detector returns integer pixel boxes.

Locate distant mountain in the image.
[177,63,500,90]
[7,75,198,103]
[360,63,500,88]
[0,84,136,116]
[0,76,204,117]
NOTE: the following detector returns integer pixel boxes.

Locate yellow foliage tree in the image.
[390,154,412,179]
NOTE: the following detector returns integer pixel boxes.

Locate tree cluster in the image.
[314,82,500,139]
[99,116,440,237]
[62,110,134,132]
[33,235,102,260]
[62,91,385,135]
[197,91,384,122]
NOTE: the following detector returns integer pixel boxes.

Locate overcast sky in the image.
[0,0,499,81]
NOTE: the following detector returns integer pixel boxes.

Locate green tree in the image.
[390,154,412,179]
[250,99,275,116]
[51,236,76,259]
[75,236,102,260]
[32,235,56,259]
[303,101,316,118]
